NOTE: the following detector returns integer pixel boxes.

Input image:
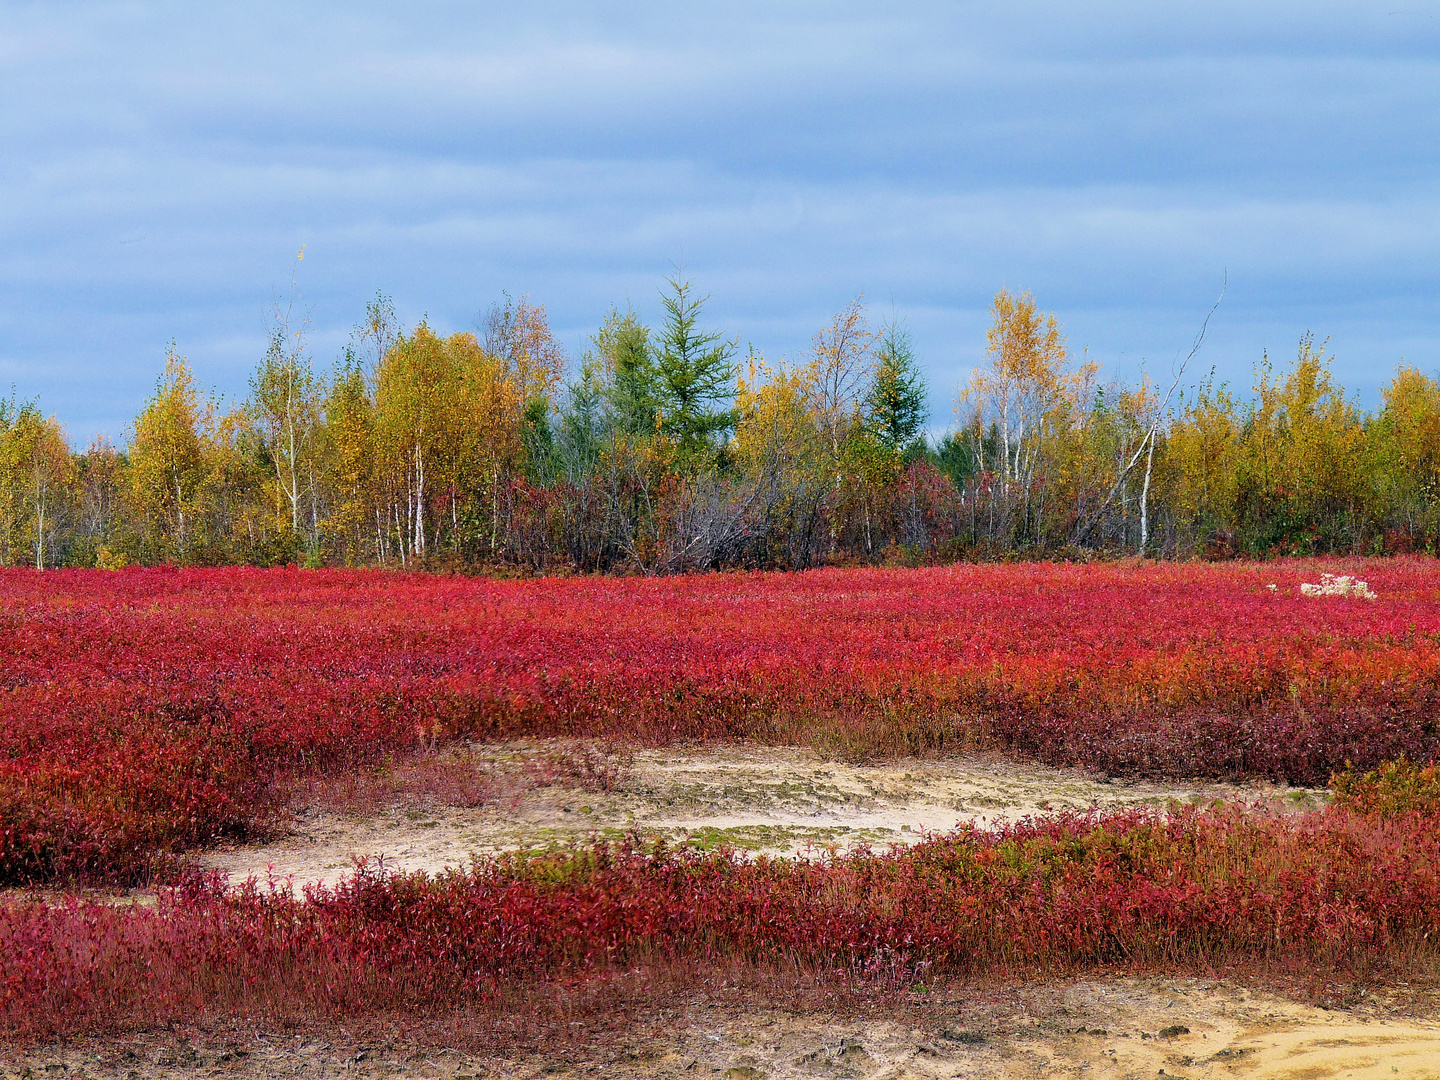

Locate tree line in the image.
[4,278,1439,571]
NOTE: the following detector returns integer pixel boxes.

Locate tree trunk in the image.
[411,440,426,558]
[1140,430,1157,555]
[34,488,44,569]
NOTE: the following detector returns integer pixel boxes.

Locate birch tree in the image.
[808,297,877,463]
[251,322,319,548]
[957,290,1102,546]
[129,346,208,561]
[374,326,456,561]
[0,398,69,567]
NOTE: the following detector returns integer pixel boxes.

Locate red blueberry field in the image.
[3,558,1437,883]
[7,558,1440,1067]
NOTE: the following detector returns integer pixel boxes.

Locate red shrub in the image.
[7,789,1440,1038]
[3,558,1440,882]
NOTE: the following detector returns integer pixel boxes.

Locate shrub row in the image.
[7,760,1440,1037]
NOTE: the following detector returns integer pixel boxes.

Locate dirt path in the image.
[204,742,1318,889]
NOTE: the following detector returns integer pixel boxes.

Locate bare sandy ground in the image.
[203,742,1319,890]
[7,977,1440,1078]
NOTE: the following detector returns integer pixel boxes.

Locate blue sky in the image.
[3,1,1437,443]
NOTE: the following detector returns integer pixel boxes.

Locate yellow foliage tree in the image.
[374,325,461,561]
[453,330,524,554]
[129,346,211,561]
[319,353,377,563]
[734,355,824,478]
[1235,336,1366,550]
[959,289,1096,542]
[1163,374,1243,534]
[373,320,539,562]
[482,294,566,406]
[1370,366,1440,543]
[0,398,69,567]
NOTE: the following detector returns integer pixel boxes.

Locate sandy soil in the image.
[203,742,1319,890]
[7,978,1440,1078]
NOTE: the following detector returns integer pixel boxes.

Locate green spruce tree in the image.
[654,276,737,461]
[596,307,662,436]
[864,321,929,453]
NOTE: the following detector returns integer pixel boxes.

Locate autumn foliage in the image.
[4,558,1440,884]
[8,283,1440,572]
[7,767,1440,1038]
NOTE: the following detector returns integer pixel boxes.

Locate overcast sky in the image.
[3,1,1437,443]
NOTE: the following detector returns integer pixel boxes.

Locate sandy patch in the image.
[203,742,1319,890]
[624,980,1440,1080]
[8,978,1440,1078]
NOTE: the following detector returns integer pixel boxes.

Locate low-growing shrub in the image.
[6,788,1440,1039]
[4,558,1440,883]
[1330,757,1440,819]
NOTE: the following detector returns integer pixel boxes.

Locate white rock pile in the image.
[1299,573,1377,600]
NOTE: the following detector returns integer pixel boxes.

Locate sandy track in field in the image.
[9,978,1440,1078]
[203,742,1319,890]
